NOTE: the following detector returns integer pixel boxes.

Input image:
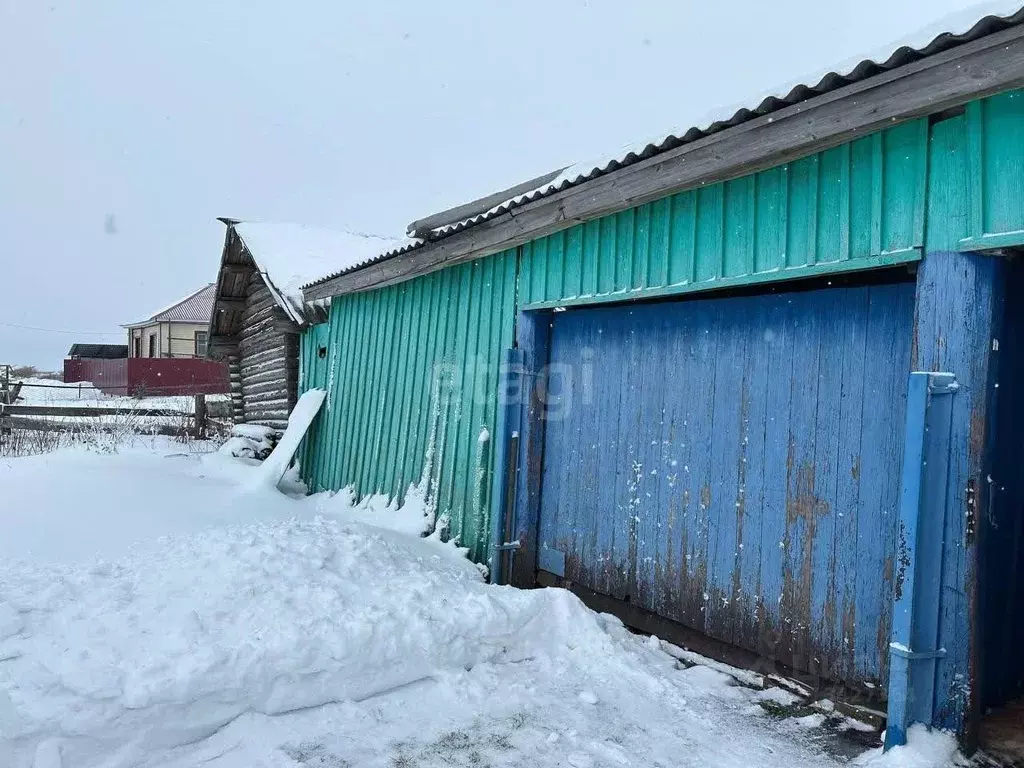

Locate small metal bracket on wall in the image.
[885,371,958,750]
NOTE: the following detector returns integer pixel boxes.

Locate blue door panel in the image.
[538,281,915,686]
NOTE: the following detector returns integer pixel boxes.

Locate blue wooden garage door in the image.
[538,280,915,686]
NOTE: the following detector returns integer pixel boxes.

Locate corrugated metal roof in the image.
[304,1,1024,290]
[67,344,128,359]
[125,284,216,326]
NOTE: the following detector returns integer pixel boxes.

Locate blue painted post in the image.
[489,347,525,584]
[886,371,958,749]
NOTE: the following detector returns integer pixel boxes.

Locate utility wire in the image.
[0,321,122,336]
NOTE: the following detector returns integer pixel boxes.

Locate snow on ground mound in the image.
[0,513,595,767]
[0,443,955,768]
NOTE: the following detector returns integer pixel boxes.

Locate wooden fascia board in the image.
[305,24,1024,301]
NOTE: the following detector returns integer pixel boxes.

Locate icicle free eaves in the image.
[301,0,1024,291]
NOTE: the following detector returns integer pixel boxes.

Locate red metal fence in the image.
[63,358,229,396]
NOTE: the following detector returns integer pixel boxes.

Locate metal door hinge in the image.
[966,479,977,542]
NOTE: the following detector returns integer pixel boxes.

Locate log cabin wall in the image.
[209,227,302,429]
[238,272,299,429]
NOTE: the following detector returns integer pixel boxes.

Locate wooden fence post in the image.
[194,394,207,440]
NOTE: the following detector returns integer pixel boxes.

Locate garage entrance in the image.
[535,275,915,688]
[976,254,1024,761]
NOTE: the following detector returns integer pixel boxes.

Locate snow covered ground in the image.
[9,378,228,430]
[0,439,960,767]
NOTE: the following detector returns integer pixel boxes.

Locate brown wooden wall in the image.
[236,273,299,429]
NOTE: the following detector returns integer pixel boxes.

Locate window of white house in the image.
[148,334,157,358]
[194,331,208,357]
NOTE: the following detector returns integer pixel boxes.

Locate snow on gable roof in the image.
[125,284,216,327]
[232,221,404,323]
[303,0,1024,289]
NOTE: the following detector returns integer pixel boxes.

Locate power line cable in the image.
[0,321,122,336]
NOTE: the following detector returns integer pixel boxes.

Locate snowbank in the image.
[0,442,915,768]
[0,513,599,767]
[0,440,606,767]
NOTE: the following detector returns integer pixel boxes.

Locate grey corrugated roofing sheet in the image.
[125,284,216,326]
[304,2,1024,289]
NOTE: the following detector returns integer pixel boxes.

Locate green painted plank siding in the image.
[519,119,929,308]
[297,89,1024,566]
[300,250,517,561]
[925,89,1024,252]
[960,90,1024,251]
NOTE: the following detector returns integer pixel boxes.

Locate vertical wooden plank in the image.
[616,208,636,294]
[591,306,624,598]
[608,305,643,601]
[327,293,358,491]
[581,219,601,297]
[976,90,1024,238]
[723,177,754,278]
[684,298,721,633]
[840,142,852,261]
[831,286,869,682]
[598,215,617,296]
[546,230,566,303]
[781,285,822,672]
[354,287,392,492]
[912,119,929,249]
[850,136,875,259]
[705,295,748,644]
[390,279,419,496]
[439,264,473,529]
[807,154,820,265]
[809,287,846,679]
[633,202,652,290]
[870,132,884,257]
[754,167,783,273]
[925,114,969,252]
[881,121,925,254]
[458,261,488,551]
[370,283,404,493]
[337,292,373,493]
[758,291,794,657]
[649,196,671,289]
[565,224,584,299]
[630,305,671,614]
[965,100,985,242]
[695,184,725,283]
[519,241,535,306]
[853,283,914,681]
[787,158,813,267]
[736,294,770,652]
[667,191,696,287]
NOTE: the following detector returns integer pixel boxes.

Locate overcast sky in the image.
[0,0,988,367]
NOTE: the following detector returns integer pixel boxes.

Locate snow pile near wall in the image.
[1,441,942,768]
[233,222,403,323]
[0,508,600,766]
[855,725,960,767]
[311,482,435,537]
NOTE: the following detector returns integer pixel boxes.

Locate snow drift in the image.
[0,498,600,767]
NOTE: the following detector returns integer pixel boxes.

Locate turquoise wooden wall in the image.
[301,251,517,561]
[520,119,929,308]
[300,88,1024,562]
[927,89,1024,251]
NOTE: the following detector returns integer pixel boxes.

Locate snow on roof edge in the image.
[230,220,405,316]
